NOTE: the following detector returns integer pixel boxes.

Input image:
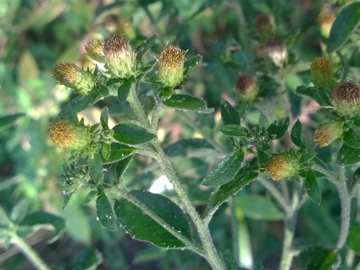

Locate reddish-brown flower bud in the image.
[331,80,360,117]
[235,74,258,101]
[256,14,275,38]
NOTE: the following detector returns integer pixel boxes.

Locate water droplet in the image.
[96,217,99,221]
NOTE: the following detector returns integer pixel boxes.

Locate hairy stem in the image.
[127,83,151,129]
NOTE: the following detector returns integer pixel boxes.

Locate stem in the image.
[229,198,240,266]
[127,84,151,129]
[11,233,50,270]
[312,164,336,183]
[150,100,163,133]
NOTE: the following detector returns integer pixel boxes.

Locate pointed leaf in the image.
[96,193,116,231]
[184,55,202,73]
[163,94,214,113]
[101,143,111,160]
[89,153,103,185]
[0,113,26,130]
[115,156,133,182]
[299,152,317,163]
[220,99,240,125]
[297,246,337,270]
[71,247,103,270]
[157,86,173,100]
[291,120,306,149]
[136,35,156,60]
[337,144,360,165]
[101,143,134,164]
[258,114,269,129]
[347,224,360,253]
[84,190,98,204]
[305,170,321,205]
[267,117,289,140]
[100,107,109,130]
[220,124,248,137]
[10,199,28,224]
[343,128,360,148]
[112,123,156,145]
[118,79,132,103]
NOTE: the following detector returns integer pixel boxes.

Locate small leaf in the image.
[71,247,103,270]
[343,128,360,148]
[299,152,317,163]
[115,156,133,182]
[114,191,191,248]
[327,2,360,54]
[163,94,213,113]
[291,120,306,149]
[295,86,330,106]
[347,224,360,253]
[98,85,109,96]
[10,199,28,224]
[101,143,134,164]
[297,246,337,270]
[220,99,240,126]
[184,55,202,73]
[89,154,103,185]
[118,79,133,103]
[17,50,39,84]
[84,190,98,204]
[136,35,156,60]
[20,212,66,243]
[164,139,214,157]
[258,114,268,129]
[202,150,244,187]
[100,107,109,130]
[267,117,289,140]
[305,170,321,205]
[101,143,111,160]
[0,113,26,130]
[133,245,166,264]
[96,193,116,231]
[337,144,360,165]
[112,123,156,145]
[350,168,360,195]
[157,86,173,100]
[220,124,248,137]
[235,195,284,220]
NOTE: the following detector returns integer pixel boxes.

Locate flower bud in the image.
[263,37,287,67]
[103,34,136,78]
[264,153,299,181]
[53,62,96,95]
[317,11,336,38]
[256,14,275,38]
[85,40,106,70]
[236,74,258,101]
[310,57,336,89]
[314,122,343,147]
[158,46,186,88]
[49,122,93,151]
[331,80,360,117]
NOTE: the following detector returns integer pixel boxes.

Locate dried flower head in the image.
[314,122,343,147]
[264,153,299,181]
[158,45,187,88]
[256,14,275,37]
[310,57,336,89]
[236,74,258,101]
[85,40,105,67]
[331,80,360,117]
[53,62,96,95]
[103,34,136,78]
[263,37,287,67]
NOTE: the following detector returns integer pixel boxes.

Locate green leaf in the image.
[209,168,258,209]
[299,152,317,163]
[235,195,284,220]
[347,224,360,253]
[157,86,173,100]
[202,150,244,187]
[343,128,360,148]
[118,79,133,103]
[267,117,289,140]
[115,156,133,182]
[89,154,103,185]
[98,85,109,97]
[100,107,109,130]
[0,113,25,130]
[337,144,360,165]
[84,190,98,204]
[114,191,191,248]
[20,212,66,243]
[351,168,360,195]
[136,35,156,60]
[112,123,156,145]
[71,247,103,270]
[184,55,202,73]
[291,120,306,149]
[295,86,331,106]
[164,138,214,157]
[163,94,214,113]
[101,143,111,160]
[101,143,134,164]
[10,199,28,224]
[17,50,39,84]
[220,99,240,126]
[133,245,166,264]
[258,114,268,129]
[305,170,321,205]
[327,2,360,54]
[96,193,116,231]
[297,246,337,270]
[220,124,248,137]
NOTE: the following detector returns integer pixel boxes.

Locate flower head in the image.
[49,122,93,151]
[256,14,275,38]
[103,34,136,78]
[263,37,287,67]
[331,80,360,117]
[314,122,343,148]
[236,74,258,101]
[157,45,186,88]
[85,40,105,69]
[264,153,299,181]
[310,57,336,89]
[53,62,96,95]
[317,11,336,38]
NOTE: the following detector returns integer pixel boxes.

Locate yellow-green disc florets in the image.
[264,153,299,181]
[53,61,96,95]
[103,34,136,79]
[85,40,105,68]
[314,122,343,148]
[49,122,93,151]
[235,74,258,101]
[158,45,187,88]
[331,80,360,118]
[310,57,336,89]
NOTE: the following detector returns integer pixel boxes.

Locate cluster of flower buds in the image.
[310,57,336,89]
[314,122,344,148]
[235,74,258,101]
[264,153,300,181]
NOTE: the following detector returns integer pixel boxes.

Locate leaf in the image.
[235,195,284,220]
[115,156,133,182]
[327,2,360,54]
[163,94,214,113]
[347,224,360,253]
[343,128,360,148]
[305,170,321,205]
[84,190,98,204]
[297,246,337,270]
[101,143,134,164]
[267,117,289,140]
[157,86,173,100]
[96,193,116,231]
[89,154,103,185]
[20,212,66,243]
[100,107,109,130]
[258,114,268,129]
[163,138,214,157]
[10,199,28,224]
[209,168,258,209]
[101,143,111,160]
[71,247,103,270]
[220,99,240,126]
[118,79,133,103]
[114,191,191,248]
[133,245,166,264]
[299,152,317,163]
[295,86,330,106]
[136,35,156,60]
[350,168,360,194]
[112,123,156,145]
[220,124,248,137]
[337,144,360,165]
[17,50,39,84]
[0,113,25,130]
[184,55,202,73]
[291,120,306,149]
[202,150,244,187]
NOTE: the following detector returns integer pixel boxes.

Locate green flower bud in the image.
[263,37,287,67]
[331,80,360,117]
[103,34,136,78]
[235,74,258,101]
[310,57,336,89]
[264,153,299,181]
[158,46,186,88]
[49,122,93,151]
[314,122,343,148]
[256,14,275,38]
[85,39,106,70]
[53,62,96,95]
